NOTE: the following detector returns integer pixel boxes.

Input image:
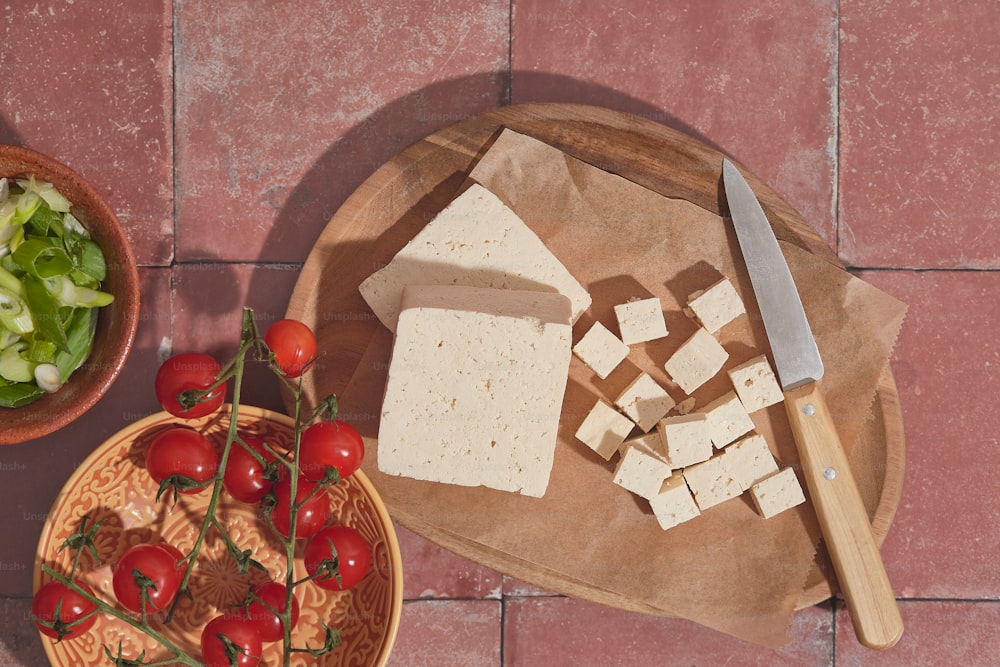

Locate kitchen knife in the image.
[722,158,903,650]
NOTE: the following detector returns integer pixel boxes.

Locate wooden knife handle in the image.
[784,382,904,650]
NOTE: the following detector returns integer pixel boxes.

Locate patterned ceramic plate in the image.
[33,405,402,666]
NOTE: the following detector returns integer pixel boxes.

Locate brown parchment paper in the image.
[341,129,907,647]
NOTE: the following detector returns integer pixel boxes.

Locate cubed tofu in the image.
[618,431,668,462]
[573,321,629,379]
[699,391,755,449]
[675,397,696,415]
[723,433,779,492]
[575,399,635,460]
[614,297,668,345]
[683,454,742,511]
[649,472,701,530]
[750,468,806,519]
[614,372,676,432]
[657,413,713,469]
[728,355,784,411]
[613,443,674,500]
[686,277,745,333]
[664,327,729,394]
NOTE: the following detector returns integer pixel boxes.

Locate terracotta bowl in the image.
[0,144,140,444]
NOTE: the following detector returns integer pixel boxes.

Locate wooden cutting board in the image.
[285,103,904,610]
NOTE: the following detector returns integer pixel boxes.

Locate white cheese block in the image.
[728,354,784,412]
[699,391,755,449]
[686,277,745,333]
[613,442,673,500]
[682,454,742,511]
[722,433,779,492]
[573,321,629,379]
[750,468,806,519]
[614,372,676,433]
[614,297,668,345]
[657,413,713,469]
[359,183,591,332]
[663,327,729,395]
[378,285,572,498]
[649,472,701,530]
[575,398,635,461]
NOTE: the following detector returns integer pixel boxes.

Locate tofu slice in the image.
[378,285,572,498]
[722,433,779,492]
[614,297,668,345]
[685,277,745,333]
[699,391,755,449]
[613,442,673,500]
[727,354,784,411]
[573,321,629,379]
[614,372,676,433]
[575,398,636,461]
[664,327,729,395]
[750,468,806,519]
[657,413,713,469]
[359,183,591,332]
[682,454,742,511]
[649,472,701,530]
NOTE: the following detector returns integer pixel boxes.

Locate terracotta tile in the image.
[0,1,174,266]
[387,599,501,666]
[395,524,503,600]
[503,596,833,665]
[835,601,1000,666]
[0,269,171,597]
[856,270,1000,599]
[512,0,838,244]
[0,597,49,666]
[839,2,1000,269]
[174,0,510,263]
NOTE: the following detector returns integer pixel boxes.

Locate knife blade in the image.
[722,158,903,650]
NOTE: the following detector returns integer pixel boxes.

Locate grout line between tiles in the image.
[507,0,514,105]
[833,0,841,261]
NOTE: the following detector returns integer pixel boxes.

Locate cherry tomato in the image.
[304,525,371,591]
[145,427,219,496]
[201,615,262,667]
[264,319,316,378]
[244,581,299,643]
[224,436,278,504]
[298,420,364,482]
[155,352,225,419]
[156,542,189,579]
[112,543,183,614]
[32,580,98,640]
[267,475,329,540]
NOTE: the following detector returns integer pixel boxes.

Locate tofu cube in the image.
[573,321,629,379]
[699,391,755,449]
[575,399,635,460]
[618,431,668,462]
[675,397,696,415]
[614,372,676,432]
[664,327,729,394]
[649,472,701,530]
[723,434,779,491]
[657,413,713,469]
[614,297,668,345]
[686,277,745,333]
[750,468,806,519]
[613,443,674,500]
[683,454,742,510]
[728,355,784,411]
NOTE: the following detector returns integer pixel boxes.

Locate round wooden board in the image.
[286,103,904,611]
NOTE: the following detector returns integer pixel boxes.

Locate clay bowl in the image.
[0,144,140,444]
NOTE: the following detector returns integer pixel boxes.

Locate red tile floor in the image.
[1,1,998,664]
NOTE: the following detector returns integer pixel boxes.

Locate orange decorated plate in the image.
[33,405,402,666]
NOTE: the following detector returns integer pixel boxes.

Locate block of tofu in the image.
[663,327,729,394]
[685,277,745,333]
[728,355,784,411]
[614,372,676,432]
[378,285,572,498]
[575,399,635,461]
[649,472,701,530]
[723,433,779,492]
[613,442,674,500]
[675,396,696,415]
[750,468,806,519]
[617,431,668,462]
[359,183,591,332]
[573,321,629,379]
[657,413,713,469]
[614,297,668,345]
[683,454,742,511]
[699,391,755,449]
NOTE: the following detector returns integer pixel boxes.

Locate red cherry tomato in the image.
[145,427,219,496]
[155,542,189,579]
[298,420,364,482]
[264,319,316,378]
[155,352,225,419]
[200,615,262,667]
[267,475,329,540]
[224,436,278,504]
[32,580,98,640]
[112,544,183,614]
[244,581,299,643]
[304,525,371,591]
